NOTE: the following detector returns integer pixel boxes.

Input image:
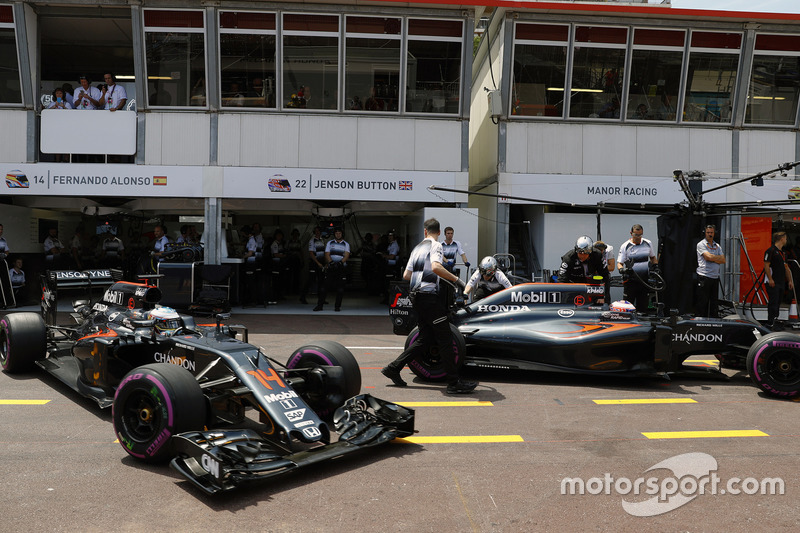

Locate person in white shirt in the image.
[73,76,102,110]
[100,73,127,111]
[47,87,73,110]
[43,227,64,264]
[152,225,170,262]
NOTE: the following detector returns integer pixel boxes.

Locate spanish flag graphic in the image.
[153,176,167,186]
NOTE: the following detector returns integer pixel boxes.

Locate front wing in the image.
[169,395,415,495]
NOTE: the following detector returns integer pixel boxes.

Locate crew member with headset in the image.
[464,256,511,301]
[314,227,350,312]
[617,224,658,314]
[381,217,478,394]
[558,235,610,288]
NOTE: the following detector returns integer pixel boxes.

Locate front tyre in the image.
[287,341,361,416]
[0,313,46,373]
[746,332,800,398]
[112,363,206,462]
[404,323,465,382]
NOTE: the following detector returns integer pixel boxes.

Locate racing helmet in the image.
[148,307,183,336]
[575,236,593,254]
[478,256,498,276]
[610,300,636,313]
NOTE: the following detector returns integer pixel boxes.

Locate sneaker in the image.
[446,379,478,395]
[381,366,407,387]
[313,305,323,312]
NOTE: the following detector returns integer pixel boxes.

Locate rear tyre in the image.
[404,323,465,382]
[112,363,206,462]
[286,341,361,416]
[0,313,46,373]
[746,332,800,398]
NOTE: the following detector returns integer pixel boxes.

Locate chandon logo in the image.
[672,332,723,344]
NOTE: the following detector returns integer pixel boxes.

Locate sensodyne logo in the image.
[511,291,561,304]
[558,309,575,317]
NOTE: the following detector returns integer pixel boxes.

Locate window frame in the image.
[344,14,403,114]
[510,22,571,120]
[567,25,630,121]
[0,5,22,107]
[218,10,278,110]
[681,29,744,125]
[744,32,800,128]
[625,27,687,123]
[143,7,209,110]
[281,12,342,112]
[404,17,464,116]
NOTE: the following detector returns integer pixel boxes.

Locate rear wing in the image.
[40,269,119,325]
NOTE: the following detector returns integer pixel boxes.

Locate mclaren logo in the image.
[511,291,561,304]
[672,332,723,344]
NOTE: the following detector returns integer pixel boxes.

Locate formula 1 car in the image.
[389,281,800,399]
[0,270,414,495]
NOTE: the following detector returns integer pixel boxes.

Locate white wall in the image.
[0,110,28,163]
[217,114,463,172]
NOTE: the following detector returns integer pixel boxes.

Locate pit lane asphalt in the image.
[1,308,798,532]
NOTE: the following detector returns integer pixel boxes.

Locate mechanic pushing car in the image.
[557,236,610,292]
[381,217,478,394]
[464,256,511,302]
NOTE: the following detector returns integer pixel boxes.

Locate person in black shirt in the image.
[764,231,794,328]
[557,236,609,286]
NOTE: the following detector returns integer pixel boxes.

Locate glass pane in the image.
[220,11,275,30]
[283,35,339,110]
[683,52,738,123]
[346,16,401,35]
[515,23,568,42]
[144,10,204,29]
[408,19,462,38]
[575,26,628,45]
[145,32,206,107]
[406,40,462,114]
[220,34,276,108]
[345,37,401,111]
[569,47,626,119]
[512,43,567,117]
[0,28,21,104]
[746,54,800,125]
[627,49,683,121]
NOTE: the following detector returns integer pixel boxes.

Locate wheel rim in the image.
[765,350,800,387]
[121,390,164,443]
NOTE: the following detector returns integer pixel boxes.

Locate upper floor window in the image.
[569,26,629,120]
[406,18,463,114]
[746,33,800,126]
[144,9,207,108]
[627,28,686,121]
[282,13,339,110]
[511,23,569,118]
[682,31,742,124]
[345,16,402,112]
[220,11,276,109]
[0,5,22,105]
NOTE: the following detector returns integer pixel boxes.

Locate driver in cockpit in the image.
[147,307,183,336]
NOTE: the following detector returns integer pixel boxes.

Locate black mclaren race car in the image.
[389,281,800,399]
[0,270,414,495]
